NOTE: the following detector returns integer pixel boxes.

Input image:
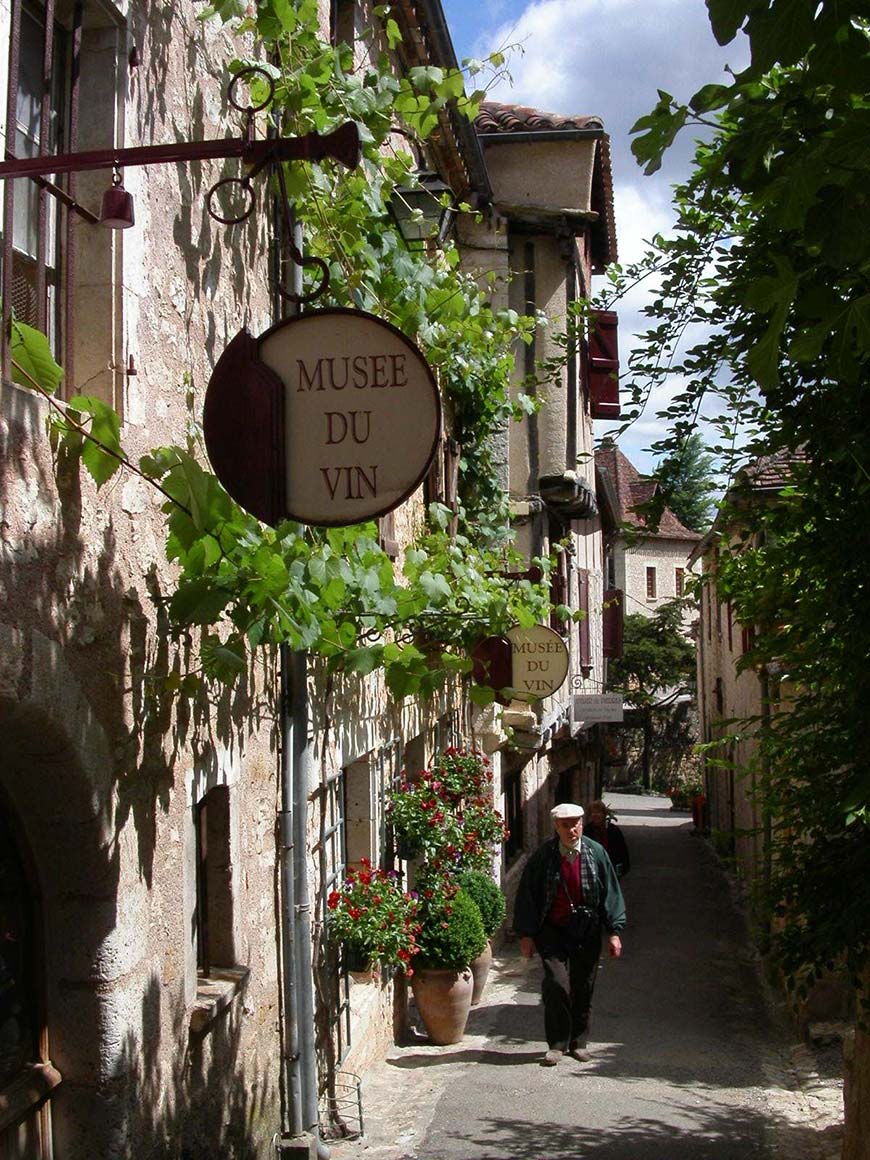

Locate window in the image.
[2,2,125,402]
[675,567,685,597]
[194,786,235,977]
[318,767,353,1063]
[424,434,461,537]
[602,588,624,660]
[330,0,355,47]
[549,548,570,635]
[2,1,70,374]
[0,803,59,1154]
[503,766,523,863]
[377,510,398,559]
[645,566,657,600]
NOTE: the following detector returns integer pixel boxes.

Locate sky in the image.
[439,0,749,474]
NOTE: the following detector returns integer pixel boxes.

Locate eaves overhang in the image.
[401,0,493,202]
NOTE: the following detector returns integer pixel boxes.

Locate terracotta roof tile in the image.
[594,443,702,541]
[476,101,605,135]
[741,448,808,490]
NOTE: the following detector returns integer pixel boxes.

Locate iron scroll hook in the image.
[205,64,333,303]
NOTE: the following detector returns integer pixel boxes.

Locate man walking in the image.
[513,802,626,1066]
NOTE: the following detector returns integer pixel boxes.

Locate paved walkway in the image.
[330,794,843,1160]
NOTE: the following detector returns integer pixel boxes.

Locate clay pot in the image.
[469,940,493,1006]
[410,966,473,1044]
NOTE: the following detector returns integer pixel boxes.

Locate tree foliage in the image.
[607,601,695,710]
[608,0,870,992]
[653,433,718,533]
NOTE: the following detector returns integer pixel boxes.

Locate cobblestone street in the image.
[331,796,844,1160]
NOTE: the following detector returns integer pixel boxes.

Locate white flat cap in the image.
[551,803,585,819]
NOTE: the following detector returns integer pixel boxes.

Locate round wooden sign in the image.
[506,624,570,703]
[203,308,442,527]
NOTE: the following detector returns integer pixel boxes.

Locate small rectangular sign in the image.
[573,693,624,723]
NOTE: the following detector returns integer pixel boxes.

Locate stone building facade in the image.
[0,2,621,1156]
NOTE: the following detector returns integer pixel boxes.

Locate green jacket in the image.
[512,834,626,937]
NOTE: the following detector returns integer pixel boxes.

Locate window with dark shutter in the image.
[675,567,685,597]
[194,786,235,978]
[646,566,657,600]
[377,510,399,559]
[425,434,460,538]
[2,1,73,379]
[587,309,620,419]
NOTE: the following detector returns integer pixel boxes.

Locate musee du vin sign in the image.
[203,308,442,527]
[507,624,570,702]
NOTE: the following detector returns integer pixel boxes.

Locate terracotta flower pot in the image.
[411,966,473,1044]
[470,940,493,1006]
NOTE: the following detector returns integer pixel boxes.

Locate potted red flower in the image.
[326,858,421,974]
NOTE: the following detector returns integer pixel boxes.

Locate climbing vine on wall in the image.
[15,2,577,702]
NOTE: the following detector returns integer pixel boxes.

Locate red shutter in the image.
[577,568,591,669]
[603,587,624,659]
[588,310,620,419]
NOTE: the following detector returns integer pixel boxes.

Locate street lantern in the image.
[389,170,454,247]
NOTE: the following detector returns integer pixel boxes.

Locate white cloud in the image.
[468,0,749,471]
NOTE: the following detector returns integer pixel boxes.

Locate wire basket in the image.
[319,1070,364,1141]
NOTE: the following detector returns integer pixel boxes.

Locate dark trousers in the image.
[534,922,603,1049]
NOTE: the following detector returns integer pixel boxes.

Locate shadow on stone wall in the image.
[112,972,280,1160]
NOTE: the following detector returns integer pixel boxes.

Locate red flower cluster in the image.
[327,858,420,974]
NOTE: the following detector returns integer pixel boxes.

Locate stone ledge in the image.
[0,1062,62,1132]
[189,966,250,1034]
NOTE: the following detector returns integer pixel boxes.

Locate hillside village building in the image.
[0,2,621,1155]
[595,441,701,626]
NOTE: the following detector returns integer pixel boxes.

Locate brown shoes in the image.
[569,1041,591,1062]
[541,1047,564,1066]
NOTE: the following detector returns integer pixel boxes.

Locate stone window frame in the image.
[188,763,248,1036]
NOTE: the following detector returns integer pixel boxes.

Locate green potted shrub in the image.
[410,879,486,1044]
[457,869,506,1004]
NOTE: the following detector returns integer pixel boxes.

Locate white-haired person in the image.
[512,802,626,1066]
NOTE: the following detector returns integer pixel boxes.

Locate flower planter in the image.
[469,939,493,1006]
[411,965,473,1044]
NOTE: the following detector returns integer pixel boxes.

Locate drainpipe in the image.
[275,215,330,1159]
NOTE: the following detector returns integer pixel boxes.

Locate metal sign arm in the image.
[0,121,361,182]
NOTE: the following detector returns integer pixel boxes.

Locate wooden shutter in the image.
[577,568,591,669]
[602,587,624,659]
[378,510,399,559]
[588,310,620,419]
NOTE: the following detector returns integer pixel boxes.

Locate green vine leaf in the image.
[10,317,63,395]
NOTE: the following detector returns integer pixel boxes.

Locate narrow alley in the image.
[331,795,843,1160]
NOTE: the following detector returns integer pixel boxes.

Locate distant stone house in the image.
[595,441,701,626]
